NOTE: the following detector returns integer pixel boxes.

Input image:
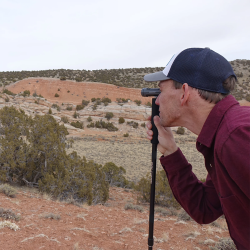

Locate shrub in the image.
[116,98,129,103]
[134,100,141,106]
[51,104,61,111]
[60,76,66,80]
[127,121,138,129]
[101,97,111,106]
[22,90,30,97]
[55,93,59,97]
[141,123,145,128]
[87,116,92,122]
[123,133,129,137]
[76,105,84,111]
[66,106,73,111]
[48,108,52,114]
[176,126,185,135]
[73,111,79,118]
[0,184,17,198]
[82,100,89,107]
[75,77,82,82]
[135,170,181,209]
[87,122,94,128]
[119,117,125,124]
[94,120,118,131]
[91,98,96,102]
[146,102,152,107]
[105,112,114,120]
[102,162,129,187]
[70,121,83,129]
[61,116,69,123]
[92,103,98,110]
[246,94,250,102]
[3,89,15,96]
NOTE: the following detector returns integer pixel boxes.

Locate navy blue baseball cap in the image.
[144,48,236,94]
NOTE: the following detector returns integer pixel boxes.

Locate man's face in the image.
[155,79,182,127]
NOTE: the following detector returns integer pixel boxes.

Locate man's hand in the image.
[146,116,178,156]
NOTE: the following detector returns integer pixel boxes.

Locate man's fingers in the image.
[146,121,152,130]
[153,116,163,131]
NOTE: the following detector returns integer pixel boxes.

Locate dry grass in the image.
[177,209,192,221]
[209,237,237,250]
[0,207,21,221]
[0,184,17,198]
[39,213,61,220]
[124,203,144,212]
[119,227,133,234]
[0,220,20,231]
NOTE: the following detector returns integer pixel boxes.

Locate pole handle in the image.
[151,98,159,144]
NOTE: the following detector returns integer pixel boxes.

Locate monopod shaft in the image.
[148,98,159,250]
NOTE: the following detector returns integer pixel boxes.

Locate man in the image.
[145,48,250,249]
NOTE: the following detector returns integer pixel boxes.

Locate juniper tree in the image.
[0,106,30,184]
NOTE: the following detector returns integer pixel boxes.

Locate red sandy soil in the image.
[0,187,230,250]
[6,78,152,105]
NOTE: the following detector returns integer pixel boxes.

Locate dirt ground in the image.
[6,78,152,105]
[0,186,230,250]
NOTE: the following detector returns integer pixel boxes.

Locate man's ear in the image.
[180,83,190,106]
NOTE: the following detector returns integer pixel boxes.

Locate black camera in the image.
[141,88,160,97]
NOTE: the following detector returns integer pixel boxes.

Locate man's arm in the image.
[161,149,223,224]
[147,116,223,224]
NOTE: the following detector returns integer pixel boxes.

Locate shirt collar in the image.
[197,95,239,148]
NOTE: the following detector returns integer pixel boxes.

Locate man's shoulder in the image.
[222,104,250,132]
[215,103,250,150]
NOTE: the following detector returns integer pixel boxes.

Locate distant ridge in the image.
[0,59,250,101]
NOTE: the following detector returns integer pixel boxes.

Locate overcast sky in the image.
[1,0,249,72]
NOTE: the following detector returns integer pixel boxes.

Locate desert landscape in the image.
[0,75,249,249]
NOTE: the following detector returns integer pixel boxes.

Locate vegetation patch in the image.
[3,89,15,96]
[118,117,125,124]
[0,184,17,198]
[70,121,83,129]
[105,112,114,121]
[40,213,61,220]
[87,120,118,132]
[0,208,20,221]
[124,203,144,213]
[127,121,139,129]
[209,238,237,250]
[136,170,181,209]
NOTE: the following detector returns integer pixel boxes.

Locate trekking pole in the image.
[141,88,160,250]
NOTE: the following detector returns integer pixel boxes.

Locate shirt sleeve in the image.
[161,148,223,224]
[220,125,250,200]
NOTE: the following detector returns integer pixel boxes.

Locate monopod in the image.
[141,88,161,250]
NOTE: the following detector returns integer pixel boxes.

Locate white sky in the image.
[1,0,249,71]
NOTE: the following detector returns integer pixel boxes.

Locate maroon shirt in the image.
[160,95,250,250]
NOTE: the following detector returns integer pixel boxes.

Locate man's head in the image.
[144,48,237,133]
[144,47,237,103]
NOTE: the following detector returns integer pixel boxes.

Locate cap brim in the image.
[144,71,170,82]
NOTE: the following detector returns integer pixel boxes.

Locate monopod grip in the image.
[151,98,159,144]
